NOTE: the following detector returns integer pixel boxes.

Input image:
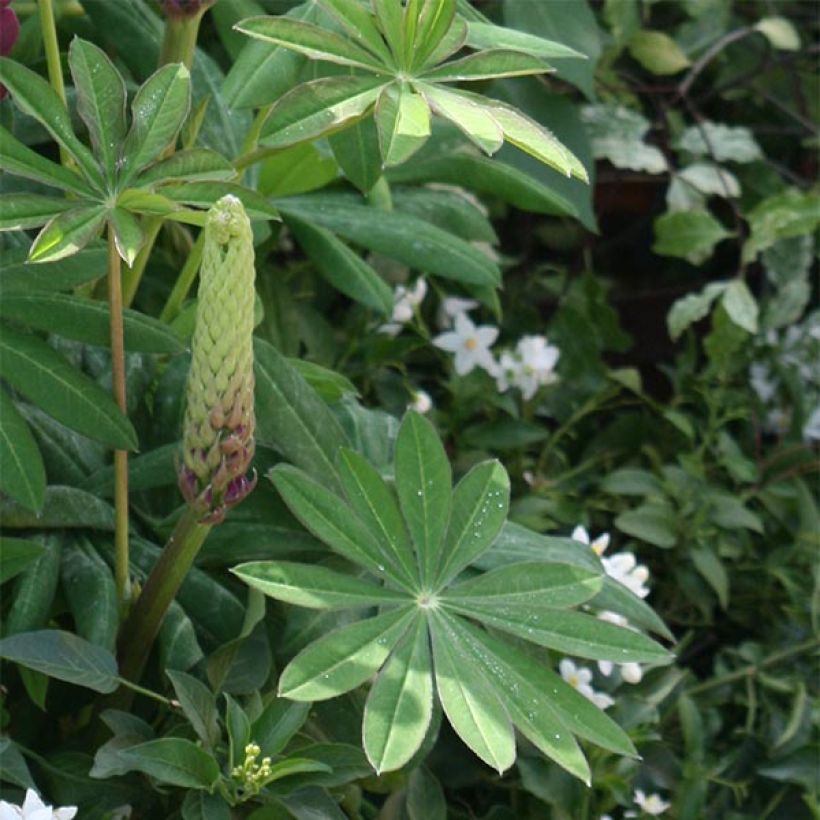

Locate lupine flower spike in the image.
[179,195,257,524]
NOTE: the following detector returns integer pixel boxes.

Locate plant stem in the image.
[159,231,205,322]
[38,0,70,168]
[107,228,131,608]
[117,507,211,683]
[121,4,209,306]
[367,176,393,211]
[686,637,819,696]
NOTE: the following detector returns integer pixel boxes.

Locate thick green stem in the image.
[117,507,211,683]
[686,637,819,696]
[159,231,205,322]
[107,228,130,608]
[38,0,70,168]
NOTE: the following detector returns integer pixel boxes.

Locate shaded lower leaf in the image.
[0,538,45,585]
[0,629,119,693]
[0,194,74,230]
[0,389,45,512]
[118,738,220,790]
[0,486,115,530]
[285,213,393,315]
[0,327,137,450]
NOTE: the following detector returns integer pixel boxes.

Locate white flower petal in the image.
[432,330,463,353]
[572,526,590,545]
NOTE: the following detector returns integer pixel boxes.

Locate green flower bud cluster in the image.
[230,742,273,798]
[179,195,256,523]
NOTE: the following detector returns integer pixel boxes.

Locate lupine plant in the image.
[0,1,816,819]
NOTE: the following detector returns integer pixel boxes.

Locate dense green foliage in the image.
[0,1,817,819]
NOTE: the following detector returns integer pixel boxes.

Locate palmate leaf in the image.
[28,205,107,264]
[234,6,589,178]
[234,411,672,776]
[0,195,74,231]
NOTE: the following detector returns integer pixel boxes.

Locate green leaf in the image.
[450,603,671,663]
[236,16,387,72]
[0,57,104,190]
[166,670,221,748]
[270,465,406,586]
[436,460,509,587]
[260,75,386,149]
[0,391,45,512]
[181,792,231,820]
[691,547,729,609]
[0,486,114,530]
[319,0,395,65]
[254,338,349,492]
[417,84,503,155]
[483,98,588,181]
[225,694,251,768]
[721,279,758,334]
[329,115,383,193]
[628,31,690,75]
[392,187,496,243]
[277,193,501,286]
[411,0,457,69]
[109,208,145,267]
[118,738,220,790]
[615,503,678,548]
[593,576,674,640]
[0,538,45,585]
[667,281,727,341]
[406,769,446,820]
[653,209,730,264]
[429,612,515,773]
[464,21,587,60]
[0,327,137,450]
[0,244,107,294]
[395,412,452,586]
[755,16,800,51]
[252,699,311,757]
[0,125,93,197]
[123,63,191,180]
[743,189,820,263]
[375,83,431,167]
[285,213,393,315]
[444,562,603,610]
[364,617,433,773]
[0,629,118,693]
[289,359,359,402]
[68,37,127,181]
[28,205,107,263]
[161,181,279,221]
[159,604,203,674]
[0,194,74,231]
[502,0,600,98]
[451,615,635,762]
[422,50,553,82]
[677,122,762,164]
[232,561,410,609]
[373,0,404,58]
[338,447,419,589]
[135,148,235,185]
[61,539,118,651]
[258,142,339,197]
[278,607,415,701]
[386,152,577,217]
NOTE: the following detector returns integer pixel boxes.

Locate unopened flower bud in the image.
[160,0,216,18]
[179,195,256,524]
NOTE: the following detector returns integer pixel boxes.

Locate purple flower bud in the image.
[0,1,20,100]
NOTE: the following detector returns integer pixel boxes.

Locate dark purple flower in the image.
[0,0,19,100]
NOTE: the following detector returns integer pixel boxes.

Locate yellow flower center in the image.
[465,337,478,351]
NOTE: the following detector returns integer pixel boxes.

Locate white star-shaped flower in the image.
[0,789,77,820]
[559,659,614,709]
[633,789,671,815]
[378,278,427,336]
[433,312,499,376]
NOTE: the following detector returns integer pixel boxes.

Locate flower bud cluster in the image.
[230,742,273,798]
